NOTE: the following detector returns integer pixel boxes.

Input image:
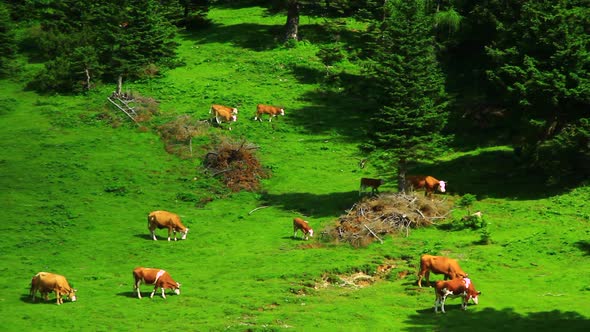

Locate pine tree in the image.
[365,0,449,191]
[0,2,16,76]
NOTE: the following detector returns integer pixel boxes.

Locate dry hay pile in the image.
[203,138,269,192]
[324,193,451,247]
[157,115,209,158]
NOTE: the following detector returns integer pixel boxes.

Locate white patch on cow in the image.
[463,277,471,289]
[71,295,77,302]
[155,270,166,284]
[439,181,446,192]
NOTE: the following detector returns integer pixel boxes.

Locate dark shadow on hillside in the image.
[134,234,153,241]
[181,23,283,51]
[575,240,590,256]
[287,79,378,141]
[260,191,358,218]
[404,307,590,332]
[406,149,571,200]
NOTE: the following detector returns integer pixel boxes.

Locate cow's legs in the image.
[150,287,157,299]
[424,271,431,287]
[434,297,440,313]
[134,280,142,299]
[440,296,447,313]
[151,230,158,241]
[161,287,166,299]
[167,227,172,241]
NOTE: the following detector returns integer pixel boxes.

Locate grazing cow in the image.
[133,267,181,299]
[293,217,314,240]
[147,210,189,241]
[418,254,468,288]
[434,277,481,313]
[210,104,237,130]
[254,104,284,122]
[359,178,383,196]
[30,272,77,305]
[405,175,446,198]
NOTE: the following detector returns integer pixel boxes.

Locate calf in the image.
[418,254,468,287]
[359,178,383,196]
[434,277,481,313]
[133,267,181,299]
[405,175,446,198]
[210,104,237,130]
[30,272,77,305]
[293,217,314,240]
[148,210,189,241]
[254,104,285,122]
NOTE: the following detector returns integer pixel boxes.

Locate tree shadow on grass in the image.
[260,191,358,218]
[404,307,590,332]
[407,149,574,200]
[181,23,283,51]
[574,240,590,256]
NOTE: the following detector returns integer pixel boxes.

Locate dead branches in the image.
[203,138,268,192]
[324,193,451,247]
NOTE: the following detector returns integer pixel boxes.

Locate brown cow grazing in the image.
[30,272,77,305]
[147,210,189,241]
[434,277,481,313]
[210,104,238,130]
[418,254,468,287]
[254,104,285,122]
[293,217,314,240]
[359,178,383,196]
[405,175,446,198]
[133,267,181,299]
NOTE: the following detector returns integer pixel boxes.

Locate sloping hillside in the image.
[1,6,588,331]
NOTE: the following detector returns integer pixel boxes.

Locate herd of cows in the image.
[28,141,476,313]
[209,103,285,130]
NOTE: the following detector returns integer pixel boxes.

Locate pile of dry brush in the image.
[157,115,209,158]
[203,139,269,192]
[324,193,451,247]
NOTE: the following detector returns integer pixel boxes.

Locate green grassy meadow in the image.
[1,5,589,331]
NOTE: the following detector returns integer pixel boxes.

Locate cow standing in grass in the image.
[210,104,238,130]
[418,254,468,287]
[254,104,284,122]
[405,175,446,198]
[148,210,189,241]
[133,267,181,299]
[359,178,383,196]
[434,277,481,313]
[30,272,77,305]
[293,217,314,240]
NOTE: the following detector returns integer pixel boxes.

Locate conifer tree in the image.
[0,2,16,76]
[365,0,448,191]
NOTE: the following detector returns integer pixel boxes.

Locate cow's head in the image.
[174,282,181,295]
[279,108,285,116]
[68,289,78,302]
[438,181,446,192]
[308,229,314,237]
[181,228,189,240]
[231,114,237,122]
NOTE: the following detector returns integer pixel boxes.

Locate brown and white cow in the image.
[293,217,314,240]
[133,267,181,299]
[405,175,446,198]
[147,210,189,241]
[254,104,284,122]
[359,177,383,196]
[210,104,237,130]
[418,254,468,287]
[434,277,481,313]
[30,272,77,305]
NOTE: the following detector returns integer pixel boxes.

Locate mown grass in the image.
[1,5,589,332]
